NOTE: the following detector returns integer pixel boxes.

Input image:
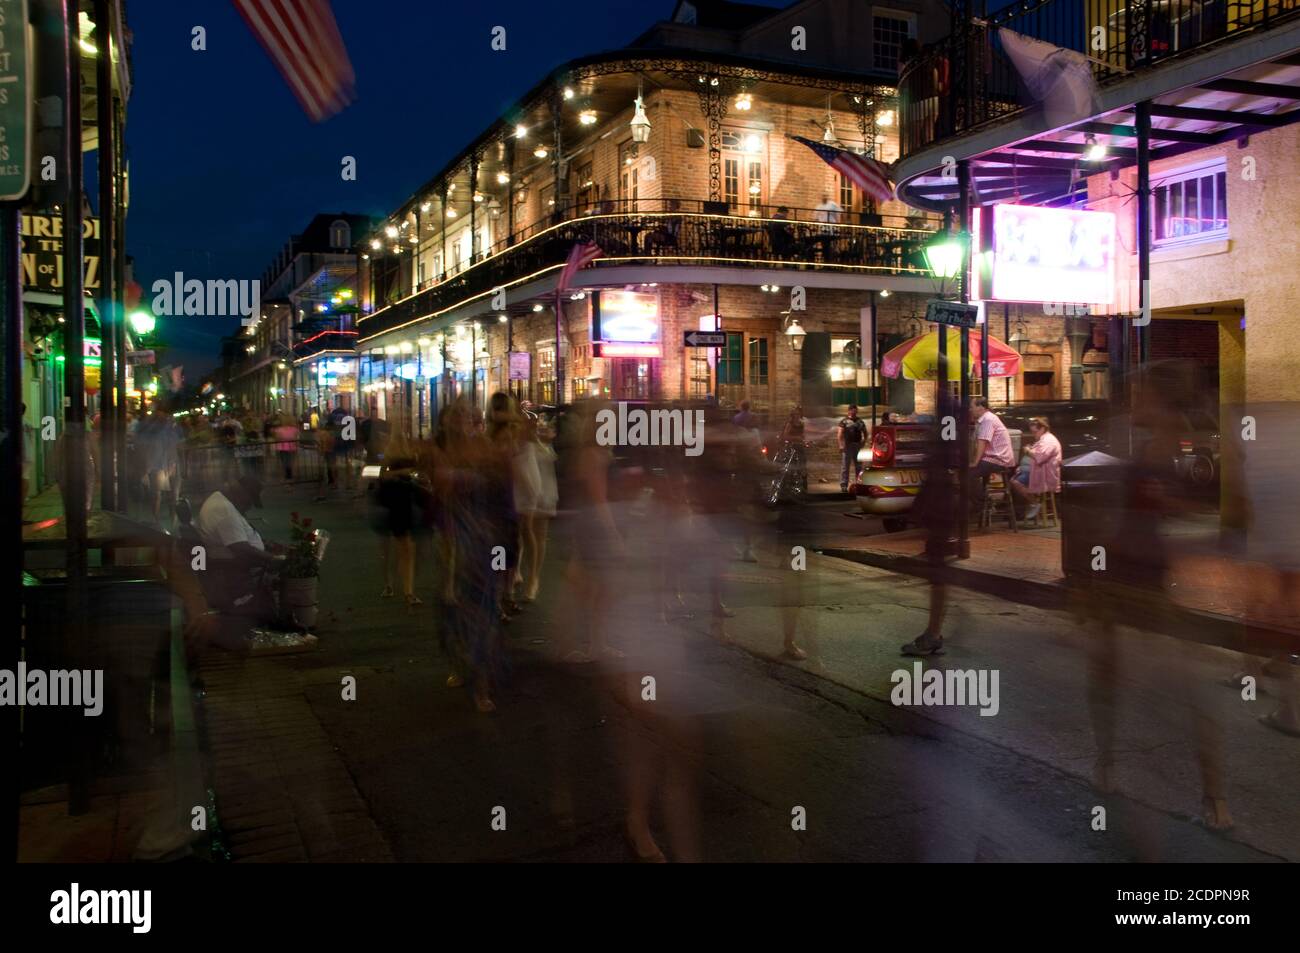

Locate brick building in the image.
[348,0,1024,435]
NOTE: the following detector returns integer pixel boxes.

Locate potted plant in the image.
[282,511,322,628]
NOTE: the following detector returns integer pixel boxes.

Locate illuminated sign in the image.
[592,290,661,356]
[990,204,1115,305]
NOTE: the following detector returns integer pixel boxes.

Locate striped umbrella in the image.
[880,329,1021,381]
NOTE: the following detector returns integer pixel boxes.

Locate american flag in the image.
[557,241,603,291]
[233,0,357,123]
[792,136,894,205]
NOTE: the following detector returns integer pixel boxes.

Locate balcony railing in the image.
[363,200,938,340]
[899,0,1300,158]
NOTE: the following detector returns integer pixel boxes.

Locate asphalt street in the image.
[226,480,1293,862]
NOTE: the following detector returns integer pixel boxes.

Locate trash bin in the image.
[1060,450,1128,579]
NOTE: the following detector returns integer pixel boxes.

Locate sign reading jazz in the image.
[22,213,101,291]
[0,0,31,201]
[991,204,1115,305]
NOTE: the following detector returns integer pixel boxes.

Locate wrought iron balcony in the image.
[898,0,1300,160]
[360,199,938,341]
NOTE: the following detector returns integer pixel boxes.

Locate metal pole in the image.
[1003,302,1010,403]
[1,205,22,862]
[554,293,564,405]
[61,0,91,816]
[713,283,720,401]
[869,289,878,428]
[113,98,127,509]
[957,160,971,559]
[94,0,115,510]
[1135,100,1152,372]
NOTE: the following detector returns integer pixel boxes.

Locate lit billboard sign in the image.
[592,290,661,356]
[990,204,1115,305]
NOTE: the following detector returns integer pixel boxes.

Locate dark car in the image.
[1175,407,1220,487]
[991,400,1114,461]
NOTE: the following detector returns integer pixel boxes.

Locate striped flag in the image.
[232,0,357,122]
[557,241,603,291]
[792,135,894,204]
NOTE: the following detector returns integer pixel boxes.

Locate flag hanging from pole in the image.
[791,135,894,204]
[557,241,603,292]
[232,0,357,122]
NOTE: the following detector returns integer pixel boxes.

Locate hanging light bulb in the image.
[579,109,598,126]
[1084,133,1108,162]
[385,225,398,238]
[534,146,549,158]
[496,171,510,184]
[734,92,752,111]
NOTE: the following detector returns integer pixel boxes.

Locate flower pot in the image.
[281,576,319,629]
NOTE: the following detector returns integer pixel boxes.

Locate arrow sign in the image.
[684,330,727,347]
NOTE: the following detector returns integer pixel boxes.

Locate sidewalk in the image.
[825,520,1299,647]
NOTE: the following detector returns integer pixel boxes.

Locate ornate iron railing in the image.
[898,0,1300,159]
[360,204,939,342]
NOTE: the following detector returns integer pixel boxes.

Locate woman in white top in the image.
[513,415,559,602]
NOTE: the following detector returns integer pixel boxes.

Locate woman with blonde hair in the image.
[1010,416,1061,522]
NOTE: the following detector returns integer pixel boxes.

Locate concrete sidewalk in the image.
[824,522,1299,648]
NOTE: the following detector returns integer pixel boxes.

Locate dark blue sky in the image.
[127,0,786,376]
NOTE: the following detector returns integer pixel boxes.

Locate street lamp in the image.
[1009,319,1030,355]
[129,310,156,336]
[922,236,964,283]
[783,315,806,352]
[630,81,651,144]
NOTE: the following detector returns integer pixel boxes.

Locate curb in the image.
[819,545,1293,657]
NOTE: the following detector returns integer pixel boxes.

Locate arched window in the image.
[329,219,351,249]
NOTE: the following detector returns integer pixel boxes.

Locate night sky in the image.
[125,0,785,377]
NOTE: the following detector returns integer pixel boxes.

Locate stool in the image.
[1031,490,1059,528]
[979,468,1018,531]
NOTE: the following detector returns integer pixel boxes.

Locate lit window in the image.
[1154,159,1228,245]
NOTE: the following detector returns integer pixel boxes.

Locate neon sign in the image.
[991,204,1115,305]
[593,290,661,356]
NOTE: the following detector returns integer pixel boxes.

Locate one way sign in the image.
[684,330,727,347]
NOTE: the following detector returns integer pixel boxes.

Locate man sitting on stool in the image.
[195,474,287,625]
[969,397,1016,512]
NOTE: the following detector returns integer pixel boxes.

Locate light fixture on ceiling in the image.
[384,225,398,238]
[1084,133,1108,162]
[534,146,549,158]
[734,91,752,111]
[876,110,894,127]
[515,123,527,138]
[579,109,598,126]
[563,86,575,100]
[497,171,510,184]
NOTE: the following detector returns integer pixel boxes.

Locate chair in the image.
[978,468,1018,531]
[1031,490,1059,528]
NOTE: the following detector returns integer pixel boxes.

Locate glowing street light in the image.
[129,310,156,336]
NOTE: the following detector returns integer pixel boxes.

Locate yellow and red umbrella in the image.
[880,328,1021,381]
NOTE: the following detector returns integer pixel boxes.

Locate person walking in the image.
[837,403,868,492]
[272,414,299,482]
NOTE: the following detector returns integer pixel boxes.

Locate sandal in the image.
[783,644,808,661]
[446,673,464,688]
[379,586,394,598]
[406,594,423,607]
[1195,796,1234,832]
[901,632,945,656]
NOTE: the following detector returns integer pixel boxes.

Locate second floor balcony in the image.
[361,198,938,341]
[898,0,1300,161]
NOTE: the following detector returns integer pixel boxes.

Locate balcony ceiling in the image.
[898,52,1300,211]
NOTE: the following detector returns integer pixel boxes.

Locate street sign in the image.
[683,330,726,347]
[0,1,32,202]
[126,349,155,366]
[925,299,979,328]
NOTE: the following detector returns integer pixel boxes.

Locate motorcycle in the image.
[762,439,809,505]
